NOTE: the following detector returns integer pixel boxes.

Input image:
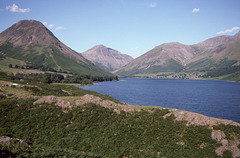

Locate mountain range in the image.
[0,20,239,81]
[0,20,112,76]
[115,31,240,81]
[82,45,133,72]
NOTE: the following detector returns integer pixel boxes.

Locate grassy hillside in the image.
[115,33,240,81]
[116,59,183,77]
[116,57,240,81]
[0,43,111,76]
[0,80,239,157]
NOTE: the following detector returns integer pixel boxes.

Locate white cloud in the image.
[6,4,31,13]
[42,21,65,31]
[48,24,54,28]
[148,2,157,8]
[217,26,240,34]
[55,26,65,30]
[192,8,200,13]
[42,22,54,29]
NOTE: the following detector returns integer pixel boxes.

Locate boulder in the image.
[211,130,226,142]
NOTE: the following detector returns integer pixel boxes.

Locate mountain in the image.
[114,42,194,75]
[0,20,112,76]
[82,45,133,71]
[115,32,240,81]
[185,32,240,75]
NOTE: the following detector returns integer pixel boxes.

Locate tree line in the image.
[9,64,66,73]
[9,73,118,84]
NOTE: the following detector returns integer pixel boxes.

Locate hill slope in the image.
[0,79,239,157]
[82,45,133,71]
[0,20,111,76]
[115,32,240,81]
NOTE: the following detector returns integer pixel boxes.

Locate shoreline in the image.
[118,76,240,82]
[80,78,240,124]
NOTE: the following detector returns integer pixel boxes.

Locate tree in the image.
[41,73,52,84]
[82,79,92,85]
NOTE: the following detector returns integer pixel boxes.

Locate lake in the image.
[80,78,240,123]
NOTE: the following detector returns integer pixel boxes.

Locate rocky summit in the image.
[82,45,133,71]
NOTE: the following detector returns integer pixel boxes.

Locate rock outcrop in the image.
[163,109,240,157]
[212,130,240,158]
[33,96,72,109]
[164,109,240,127]
[0,136,31,145]
[33,94,135,114]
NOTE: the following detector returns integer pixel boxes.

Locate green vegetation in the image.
[220,71,240,81]
[0,42,112,76]
[0,42,119,84]
[0,97,221,157]
[0,70,118,85]
[0,78,117,103]
[0,72,12,81]
[0,57,26,67]
[0,81,239,157]
[203,66,240,78]
[213,124,240,140]
[185,58,215,72]
[139,59,183,74]
[117,59,183,77]
[117,58,240,82]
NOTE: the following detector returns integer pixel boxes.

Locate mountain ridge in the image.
[0,20,112,76]
[115,31,240,81]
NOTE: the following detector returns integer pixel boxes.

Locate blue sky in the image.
[0,0,240,58]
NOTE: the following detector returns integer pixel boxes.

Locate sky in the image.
[0,0,240,58]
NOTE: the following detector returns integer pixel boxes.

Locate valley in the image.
[0,19,240,158]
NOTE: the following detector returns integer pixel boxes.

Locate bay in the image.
[80,78,240,123]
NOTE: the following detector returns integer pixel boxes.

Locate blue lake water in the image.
[80,78,240,123]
